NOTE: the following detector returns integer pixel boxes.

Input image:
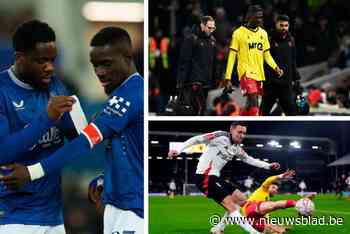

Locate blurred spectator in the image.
[149,29,174,112]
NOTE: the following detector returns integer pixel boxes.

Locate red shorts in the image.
[240,76,263,96]
[244,201,266,232]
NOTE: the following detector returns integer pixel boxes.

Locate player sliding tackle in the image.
[168,122,280,234]
[212,170,315,234]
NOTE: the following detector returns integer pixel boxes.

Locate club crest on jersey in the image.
[12,100,24,110]
[104,96,131,117]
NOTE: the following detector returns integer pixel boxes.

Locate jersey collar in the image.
[243,25,260,33]
[8,66,34,90]
[118,72,141,89]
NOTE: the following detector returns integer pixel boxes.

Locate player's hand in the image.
[0,163,31,190]
[279,169,295,179]
[168,149,179,158]
[47,96,76,121]
[269,162,280,170]
[275,67,284,77]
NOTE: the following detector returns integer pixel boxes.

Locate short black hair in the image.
[230,122,247,129]
[12,20,56,53]
[277,14,290,22]
[200,15,215,25]
[90,27,132,55]
[246,4,263,18]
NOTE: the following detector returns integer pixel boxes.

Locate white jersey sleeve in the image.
[176,131,227,153]
[195,133,271,177]
[238,150,271,169]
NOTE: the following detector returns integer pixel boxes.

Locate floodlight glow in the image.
[268,140,279,147]
[312,146,319,150]
[256,144,264,148]
[290,141,301,149]
[82,2,144,22]
[151,140,159,144]
[156,156,162,160]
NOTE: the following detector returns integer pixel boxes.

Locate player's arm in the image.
[168,131,224,157]
[261,170,295,191]
[224,50,237,80]
[238,149,280,170]
[176,35,194,87]
[0,96,75,164]
[57,112,79,140]
[224,31,239,80]
[0,93,139,188]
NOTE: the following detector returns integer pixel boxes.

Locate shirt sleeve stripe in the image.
[82,123,103,148]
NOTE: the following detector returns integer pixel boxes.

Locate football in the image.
[295,198,315,216]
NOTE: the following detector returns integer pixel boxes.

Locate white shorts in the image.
[104,204,143,234]
[0,224,65,234]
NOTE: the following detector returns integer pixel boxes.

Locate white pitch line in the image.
[317,209,350,215]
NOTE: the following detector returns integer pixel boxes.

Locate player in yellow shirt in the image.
[242,170,296,233]
[224,5,283,116]
[211,170,302,234]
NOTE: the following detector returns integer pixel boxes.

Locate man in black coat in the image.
[177,16,217,115]
[261,14,302,116]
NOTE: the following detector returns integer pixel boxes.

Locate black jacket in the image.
[265,30,301,87]
[177,26,216,88]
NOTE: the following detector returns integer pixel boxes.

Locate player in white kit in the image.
[168,122,280,234]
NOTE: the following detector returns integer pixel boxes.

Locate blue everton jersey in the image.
[94,73,144,218]
[0,67,74,225]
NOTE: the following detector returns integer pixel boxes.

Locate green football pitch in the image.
[149,194,350,234]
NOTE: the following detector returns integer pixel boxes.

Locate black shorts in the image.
[195,174,239,204]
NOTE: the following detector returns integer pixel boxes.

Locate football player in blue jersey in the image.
[1,27,144,234]
[0,20,77,234]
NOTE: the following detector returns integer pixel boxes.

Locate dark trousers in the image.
[261,84,297,116]
[182,83,209,116]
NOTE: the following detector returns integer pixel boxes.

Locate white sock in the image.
[214,212,229,230]
[229,210,259,234]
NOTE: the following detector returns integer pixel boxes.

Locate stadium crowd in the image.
[149,0,350,115]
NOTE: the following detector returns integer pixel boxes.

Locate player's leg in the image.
[246,93,259,116]
[210,211,228,234]
[240,76,260,116]
[212,189,248,233]
[103,204,143,234]
[212,179,259,233]
[258,200,296,215]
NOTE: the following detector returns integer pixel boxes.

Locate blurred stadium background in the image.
[148,0,350,115]
[149,121,350,232]
[0,0,143,233]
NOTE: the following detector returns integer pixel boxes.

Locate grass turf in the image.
[149,194,350,234]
